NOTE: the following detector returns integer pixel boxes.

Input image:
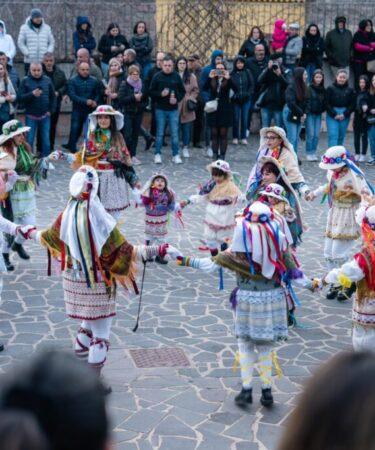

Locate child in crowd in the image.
[271,19,288,53]
[182,160,242,255]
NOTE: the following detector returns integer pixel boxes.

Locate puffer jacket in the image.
[284,35,303,65]
[17,17,55,63]
[326,82,355,118]
[231,56,254,104]
[306,84,326,114]
[0,21,16,64]
[257,67,288,110]
[73,16,96,55]
[18,74,56,116]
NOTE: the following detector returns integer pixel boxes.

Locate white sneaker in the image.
[246,129,250,138]
[366,158,375,166]
[232,138,239,145]
[354,154,359,162]
[173,154,183,164]
[132,156,142,165]
[306,154,318,162]
[154,154,162,164]
[206,147,213,158]
[359,155,367,163]
[182,147,190,158]
[241,139,248,145]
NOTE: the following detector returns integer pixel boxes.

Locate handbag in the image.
[287,110,301,124]
[204,98,218,113]
[0,82,10,123]
[187,99,197,112]
[367,60,375,73]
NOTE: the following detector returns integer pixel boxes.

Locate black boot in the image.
[144,136,155,151]
[260,388,274,407]
[12,242,30,260]
[0,343,4,352]
[337,283,356,302]
[234,387,253,407]
[326,284,340,300]
[2,253,14,271]
[155,255,168,265]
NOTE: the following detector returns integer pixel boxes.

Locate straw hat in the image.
[206,159,231,174]
[260,183,290,204]
[0,120,30,146]
[319,146,348,170]
[88,105,124,131]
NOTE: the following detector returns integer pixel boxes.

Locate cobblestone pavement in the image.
[0,134,373,450]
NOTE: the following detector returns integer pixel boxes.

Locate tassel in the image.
[219,267,224,290]
[47,249,51,276]
[272,351,282,379]
[338,273,352,289]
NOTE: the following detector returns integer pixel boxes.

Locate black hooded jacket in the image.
[300,24,325,68]
[230,56,254,103]
[325,16,353,67]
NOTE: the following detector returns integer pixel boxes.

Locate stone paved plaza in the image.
[0,133,373,450]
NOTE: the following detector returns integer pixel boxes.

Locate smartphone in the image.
[216,69,224,77]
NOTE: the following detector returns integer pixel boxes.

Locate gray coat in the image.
[17,17,55,63]
[284,35,303,65]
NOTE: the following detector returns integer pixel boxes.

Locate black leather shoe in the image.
[2,253,14,271]
[337,283,356,302]
[326,285,340,300]
[144,137,155,151]
[12,242,30,260]
[155,255,168,265]
[234,388,253,407]
[260,388,274,407]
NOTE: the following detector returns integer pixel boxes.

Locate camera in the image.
[272,63,279,71]
[215,69,224,77]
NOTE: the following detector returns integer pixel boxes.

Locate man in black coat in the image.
[18,62,55,156]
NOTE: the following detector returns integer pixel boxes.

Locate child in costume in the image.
[307,146,374,301]
[182,160,243,255]
[247,156,304,246]
[167,202,318,408]
[28,166,169,388]
[324,204,375,352]
[271,19,288,53]
[51,105,140,220]
[135,173,181,265]
[0,120,51,266]
[0,172,34,352]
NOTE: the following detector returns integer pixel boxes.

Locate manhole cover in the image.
[129,347,190,368]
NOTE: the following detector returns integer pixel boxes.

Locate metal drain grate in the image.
[129,347,190,368]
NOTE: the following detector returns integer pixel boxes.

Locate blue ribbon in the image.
[344,156,375,194]
[242,221,255,274]
[219,267,224,291]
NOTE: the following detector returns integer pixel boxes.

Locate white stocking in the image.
[257,343,273,389]
[74,320,93,358]
[237,338,257,389]
[88,317,113,367]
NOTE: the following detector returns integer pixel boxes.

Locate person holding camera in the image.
[282,67,309,156]
[257,55,288,128]
[18,62,55,157]
[231,55,254,145]
[204,61,237,160]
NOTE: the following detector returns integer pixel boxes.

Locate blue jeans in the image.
[282,105,301,154]
[306,63,318,83]
[155,108,179,156]
[67,109,89,153]
[305,113,322,155]
[26,115,51,157]
[326,107,350,148]
[141,61,152,80]
[260,108,283,128]
[233,100,251,139]
[369,125,375,159]
[180,121,192,147]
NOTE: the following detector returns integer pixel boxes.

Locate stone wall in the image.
[0,0,156,62]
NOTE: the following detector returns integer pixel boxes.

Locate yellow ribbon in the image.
[272,351,282,379]
[338,273,352,289]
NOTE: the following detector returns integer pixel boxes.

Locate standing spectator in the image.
[130,21,153,79]
[104,57,125,108]
[231,55,254,145]
[283,67,309,156]
[64,62,102,153]
[0,20,16,65]
[69,48,103,82]
[204,61,237,160]
[325,16,353,78]
[199,49,224,157]
[122,48,140,75]
[18,62,55,157]
[284,23,303,71]
[353,75,370,162]
[17,8,55,74]
[300,24,325,82]
[176,56,198,158]
[0,52,19,91]
[188,54,204,148]
[257,54,288,127]
[305,69,326,161]
[365,74,375,165]
[352,20,375,87]
[326,69,355,147]
[0,62,16,129]
[73,16,96,56]
[41,52,67,151]
[239,26,269,62]
[149,55,185,164]
[118,64,147,165]
[98,23,129,75]
[270,19,288,54]
[145,50,165,141]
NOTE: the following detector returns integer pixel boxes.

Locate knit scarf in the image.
[127,76,142,92]
[16,144,34,175]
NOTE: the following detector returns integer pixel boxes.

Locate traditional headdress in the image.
[260,183,290,204]
[88,105,124,132]
[0,120,30,146]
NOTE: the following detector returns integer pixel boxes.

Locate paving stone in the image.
[122,409,167,433]
[153,415,196,438]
